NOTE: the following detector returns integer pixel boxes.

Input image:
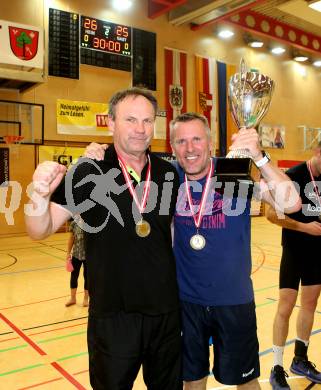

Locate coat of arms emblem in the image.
[199,92,213,112]
[9,26,39,61]
[169,85,183,110]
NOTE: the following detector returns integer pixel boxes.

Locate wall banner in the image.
[0,148,9,185]
[38,146,85,168]
[164,48,187,151]
[57,99,112,136]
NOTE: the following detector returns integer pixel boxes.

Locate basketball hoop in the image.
[3,135,24,156]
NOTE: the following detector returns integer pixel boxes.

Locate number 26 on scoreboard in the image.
[83,17,97,31]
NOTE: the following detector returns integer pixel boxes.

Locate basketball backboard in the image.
[0,99,44,145]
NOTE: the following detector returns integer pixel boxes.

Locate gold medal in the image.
[190,234,206,250]
[136,219,151,238]
[118,154,152,239]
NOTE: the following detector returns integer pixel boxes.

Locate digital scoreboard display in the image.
[80,16,132,57]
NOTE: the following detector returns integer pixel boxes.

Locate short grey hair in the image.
[169,112,211,144]
[108,87,158,120]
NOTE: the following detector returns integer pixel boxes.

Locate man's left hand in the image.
[228,128,263,161]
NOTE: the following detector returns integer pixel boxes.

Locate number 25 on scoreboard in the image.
[116,26,128,38]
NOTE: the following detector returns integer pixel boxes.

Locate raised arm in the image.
[25,161,71,240]
[229,128,301,214]
[257,160,301,214]
[266,205,321,236]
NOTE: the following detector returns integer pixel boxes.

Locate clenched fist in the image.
[32,161,67,198]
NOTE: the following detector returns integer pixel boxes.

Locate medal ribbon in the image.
[118,154,151,214]
[307,160,321,209]
[184,159,214,230]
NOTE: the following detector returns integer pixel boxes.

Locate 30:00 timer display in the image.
[81,16,131,57]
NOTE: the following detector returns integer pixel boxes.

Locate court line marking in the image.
[256,300,275,308]
[0,351,88,376]
[0,330,87,352]
[0,265,64,276]
[0,293,86,311]
[33,247,66,260]
[0,312,87,389]
[251,244,265,275]
[16,368,90,390]
[208,375,306,389]
[0,321,87,343]
[0,254,17,271]
[0,314,87,337]
[0,245,68,276]
[0,363,45,377]
[18,377,63,389]
[266,298,321,315]
[254,284,278,293]
[0,243,67,252]
[260,330,321,356]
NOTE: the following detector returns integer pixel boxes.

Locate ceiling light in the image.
[112,0,132,11]
[249,40,264,48]
[294,55,308,62]
[243,33,263,48]
[308,0,321,12]
[313,60,321,67]
[271,47,286,55]
[218,29,234,39]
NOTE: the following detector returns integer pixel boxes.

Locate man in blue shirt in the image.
[169,112,300,390]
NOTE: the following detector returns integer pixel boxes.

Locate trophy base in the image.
[214,157,260,183]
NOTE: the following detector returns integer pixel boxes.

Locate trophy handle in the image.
[240,58,247,75]
[226,148,251,159]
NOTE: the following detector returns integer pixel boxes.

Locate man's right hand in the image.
[84,142,108,161]
[302,221,321,236]
[32,161,67,198]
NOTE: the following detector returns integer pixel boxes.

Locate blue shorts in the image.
[181,300,260,385]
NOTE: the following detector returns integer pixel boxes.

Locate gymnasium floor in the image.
[1,217,321,389]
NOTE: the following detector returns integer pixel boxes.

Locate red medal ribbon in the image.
[184,159,214,230]
[307,160,321,209]
[118,154,151,214]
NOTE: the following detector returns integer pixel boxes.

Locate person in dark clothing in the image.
[25,88,182,390]
[268,141,321,389]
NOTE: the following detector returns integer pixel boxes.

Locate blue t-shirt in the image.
[173,159,254,306]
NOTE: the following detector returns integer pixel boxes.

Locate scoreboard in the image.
[48,9,156,89]
[80,16,131,57]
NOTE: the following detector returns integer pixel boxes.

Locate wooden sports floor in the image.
[1,217,321,389]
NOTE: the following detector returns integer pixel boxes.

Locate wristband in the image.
[255,151,270,168]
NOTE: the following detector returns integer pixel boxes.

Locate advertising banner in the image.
[57,99,111,136]
[38,146,85,168]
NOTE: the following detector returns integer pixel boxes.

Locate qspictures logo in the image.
[0,160,309,229]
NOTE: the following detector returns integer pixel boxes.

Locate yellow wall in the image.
[0,0,321,234]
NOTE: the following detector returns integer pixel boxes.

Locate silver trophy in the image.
[215,58,275,182]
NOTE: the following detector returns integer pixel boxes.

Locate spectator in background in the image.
[65,217,89,307]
